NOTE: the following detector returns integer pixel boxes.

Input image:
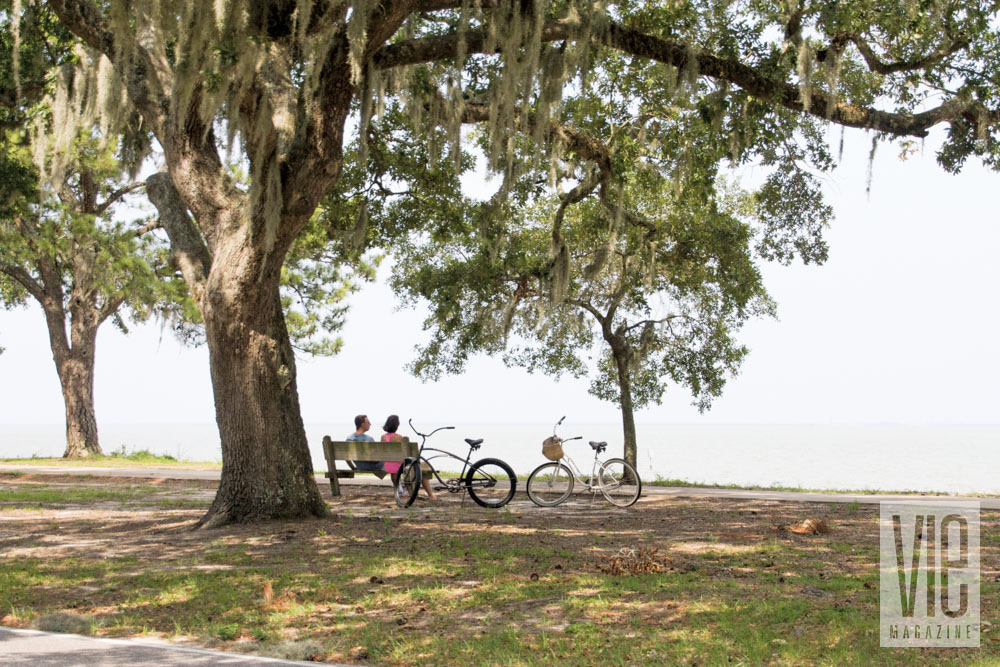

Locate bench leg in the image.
[330,463,341,497]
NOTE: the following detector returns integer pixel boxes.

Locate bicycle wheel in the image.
[394,459,421,508]
[526,462,574,507]
[465,458,517,508]
[598,458,642,507]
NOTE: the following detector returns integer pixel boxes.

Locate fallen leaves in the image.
[598,547,671,575]
[786,518,831,535]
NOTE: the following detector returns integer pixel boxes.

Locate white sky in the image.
[1,127,998,427]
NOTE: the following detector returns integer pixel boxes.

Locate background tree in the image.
[35,0,1000,525]
[391,116,801,467]
[0,132,182,457]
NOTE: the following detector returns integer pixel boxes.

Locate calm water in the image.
[2,423,998,494]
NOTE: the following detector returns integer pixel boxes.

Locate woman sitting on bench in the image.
[382,414,437,501]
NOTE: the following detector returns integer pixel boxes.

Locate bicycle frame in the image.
[556,451,605,492]
[550,417,605,495]
[409,420,481,494]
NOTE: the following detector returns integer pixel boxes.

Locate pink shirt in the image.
[383,433,402,474]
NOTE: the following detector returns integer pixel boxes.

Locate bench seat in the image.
[321,436,418,496]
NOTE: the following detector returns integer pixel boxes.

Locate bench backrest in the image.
[322,436,418,462]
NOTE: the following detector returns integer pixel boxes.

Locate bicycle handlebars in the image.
[409,418,455,439]
[553,416,580,441]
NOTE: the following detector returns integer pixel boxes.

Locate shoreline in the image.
[2,464,998,507]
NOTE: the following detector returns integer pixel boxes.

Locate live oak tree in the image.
[35,0,1000,525]
[0,134,178,457]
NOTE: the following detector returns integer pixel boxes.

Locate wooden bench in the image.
[321,436,418,496]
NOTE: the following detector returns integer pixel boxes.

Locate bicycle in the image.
[395,419,517,509]
[525,416,642,508]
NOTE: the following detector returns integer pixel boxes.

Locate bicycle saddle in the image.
[465,438,484,450]
[589,440,607,452]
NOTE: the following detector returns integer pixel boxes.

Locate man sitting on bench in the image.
[346,414,387,479]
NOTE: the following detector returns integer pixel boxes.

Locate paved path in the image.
[0,627,339,666]
[2,464,997,508]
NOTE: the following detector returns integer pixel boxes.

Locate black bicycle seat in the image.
[465,438,484,450]
[589,441,607,452]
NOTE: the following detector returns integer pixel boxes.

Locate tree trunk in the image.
[41,301,103,458]
[146,172,329,528]
[195,261,327,528]
[57,350,102,458]
[612,350,638,470]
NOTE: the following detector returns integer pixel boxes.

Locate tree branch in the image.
[460,101,612,172]
[44,0,115,55]
[94,182,145,217]
[133,218,163,237]
[566,297,607,326]
[145,172,211,305]
[0,262,45,302]
[97,296,125,325]
[623,314,687,333]
[846,34,969,76]
[376,18,998,138]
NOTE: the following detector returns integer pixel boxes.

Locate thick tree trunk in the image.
[57,350,102,458]
[195,261,327,528]
[612,350,638,470]
[146,172,328,528]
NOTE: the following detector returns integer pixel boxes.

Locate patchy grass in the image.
[0,447,220,469]
[0,475,996,665]
[0,473,214,510]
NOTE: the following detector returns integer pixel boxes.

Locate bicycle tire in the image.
[526,462,574,507]
[598,458,642,507]
[394,459,421,508]
[465,457,517,508]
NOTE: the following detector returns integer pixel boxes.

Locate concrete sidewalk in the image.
[2,464,997,508]
[0,627,338,666]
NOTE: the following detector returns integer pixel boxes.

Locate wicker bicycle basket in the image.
[542,436,564,461]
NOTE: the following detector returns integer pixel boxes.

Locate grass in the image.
[0,474,214,509]
[0,477,996,665]
[0,486,155,504]
[0,447,221,469]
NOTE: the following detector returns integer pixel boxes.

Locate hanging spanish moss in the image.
[31,45,130,187]
[796,43,814,112]
[822,44,842,119]
[12,0,22,99]
[866,134,878,195]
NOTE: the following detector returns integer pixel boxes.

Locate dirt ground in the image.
[0,472,885,562]
[1,472,996,665]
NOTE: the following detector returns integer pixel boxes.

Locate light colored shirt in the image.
[346,432,374,442]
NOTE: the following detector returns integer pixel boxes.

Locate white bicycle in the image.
[525,417,642,508]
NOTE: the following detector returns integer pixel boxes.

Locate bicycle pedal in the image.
[433,486,448,491]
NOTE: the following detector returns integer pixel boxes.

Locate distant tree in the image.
[393,151,789,468]
[0,133,181,457]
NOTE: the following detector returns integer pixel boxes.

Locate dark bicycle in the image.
[395,420,517,509]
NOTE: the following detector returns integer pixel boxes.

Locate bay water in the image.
[2,423,998,495]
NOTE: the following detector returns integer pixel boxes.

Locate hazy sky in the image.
[1,127,998,427]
